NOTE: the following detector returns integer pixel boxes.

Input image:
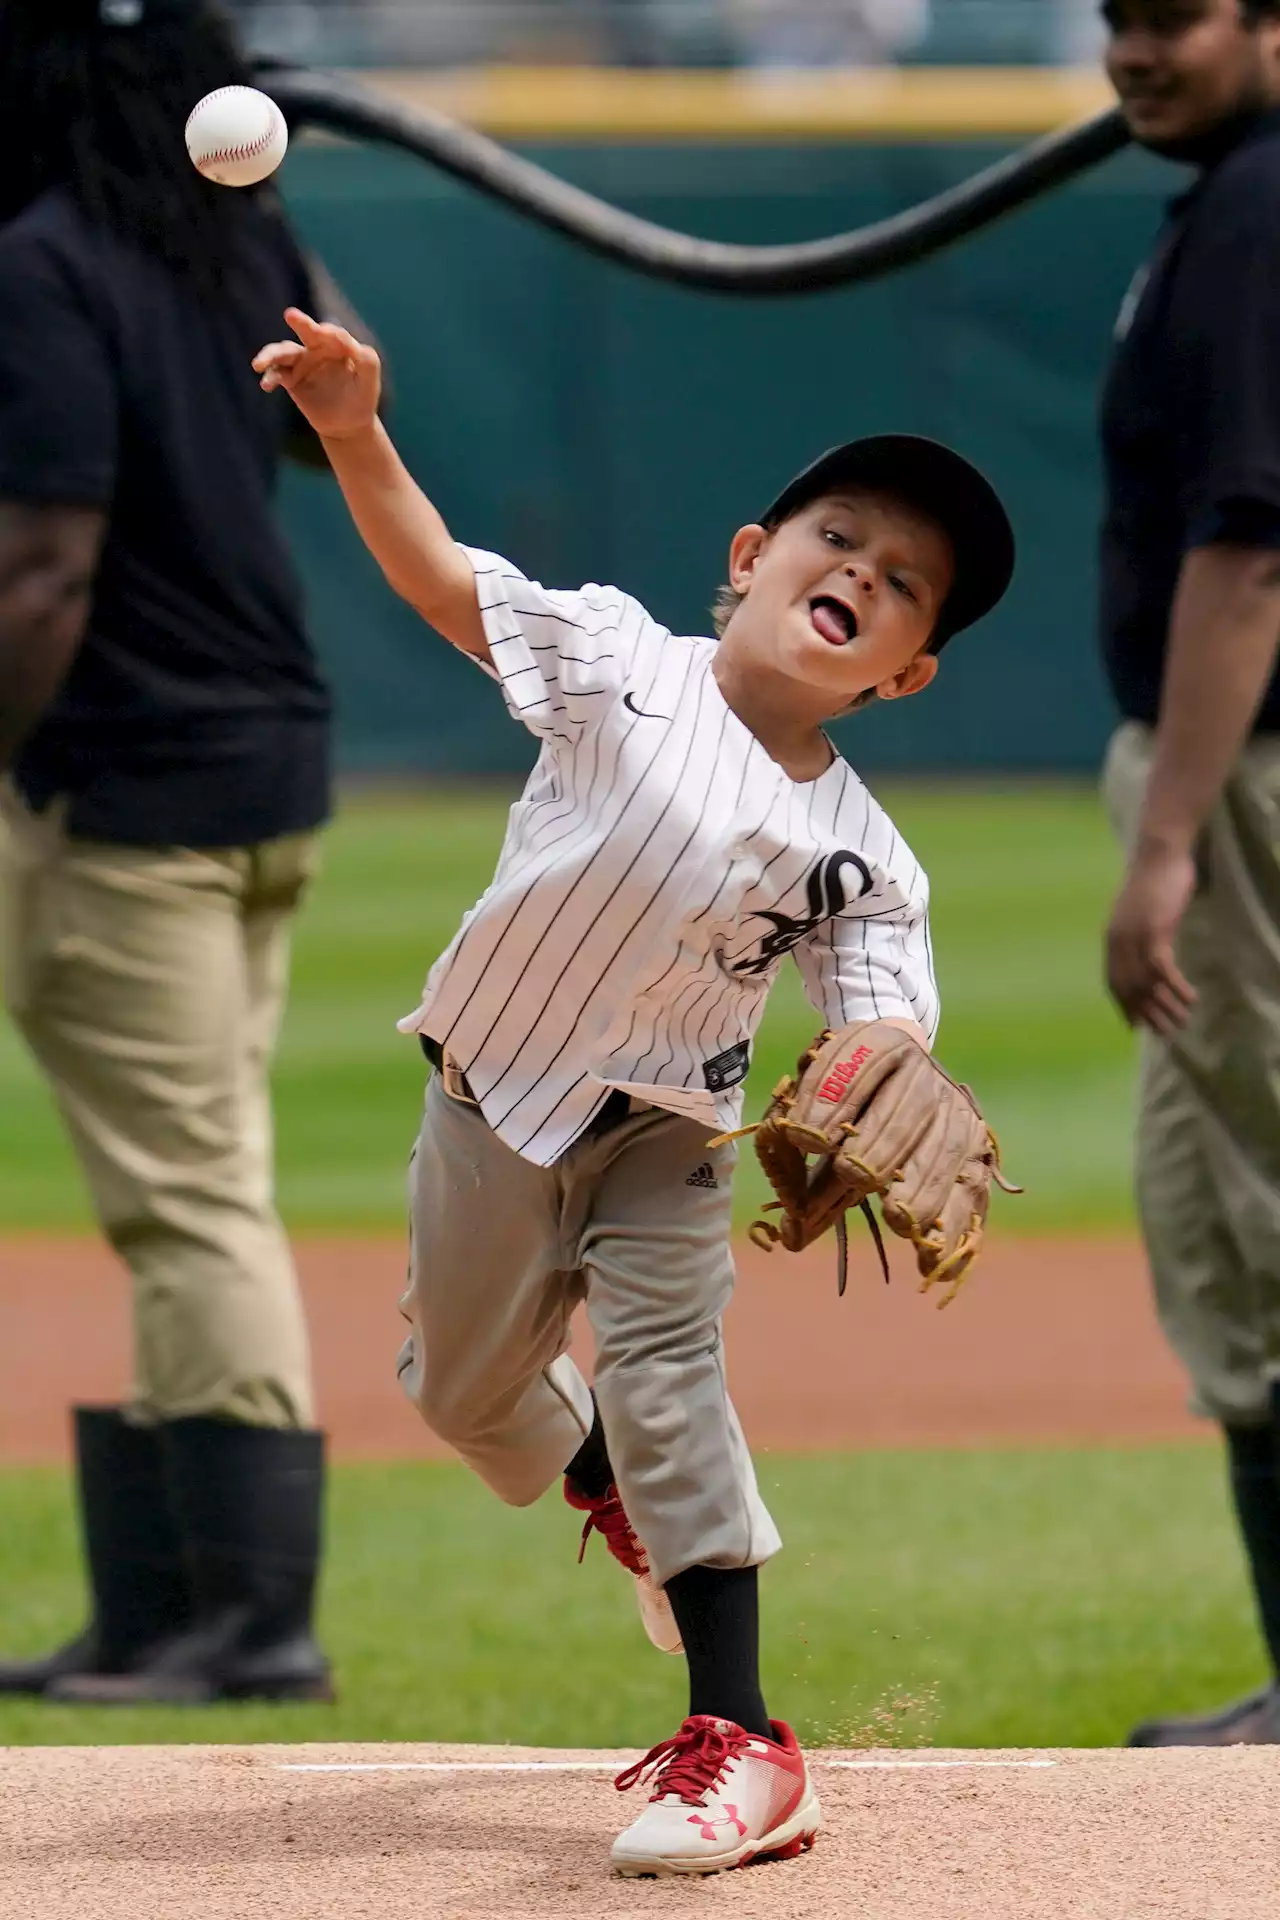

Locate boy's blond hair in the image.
[710,582,743,638]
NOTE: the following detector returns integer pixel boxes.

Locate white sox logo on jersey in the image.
[732,851,874,975]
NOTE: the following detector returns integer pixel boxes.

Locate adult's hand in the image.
[1108,544,1280,1034]
[0,501,104,769]
[1105,841,1198,1034]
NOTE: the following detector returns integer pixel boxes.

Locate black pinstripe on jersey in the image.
[398,548,939,1165]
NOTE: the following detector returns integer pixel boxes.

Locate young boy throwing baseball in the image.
[255,310,1015,1877]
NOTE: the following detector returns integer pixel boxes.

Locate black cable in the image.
[266,65,1130,298]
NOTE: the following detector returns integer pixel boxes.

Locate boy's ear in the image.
[877,651,939,703]
[727,523,769,593]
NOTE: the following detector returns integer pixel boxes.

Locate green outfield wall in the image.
[277,132,1178,776]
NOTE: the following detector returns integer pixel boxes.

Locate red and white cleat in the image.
[564,1478,682,1656]
[611,1714,821,1877]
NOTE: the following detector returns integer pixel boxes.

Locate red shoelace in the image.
[570,1484,648,1578]
[615,1718,749,1804]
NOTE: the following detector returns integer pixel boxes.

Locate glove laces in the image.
[614,1717,747,1802]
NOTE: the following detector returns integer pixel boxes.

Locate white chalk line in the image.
[283,1762,614,1774]
[278,1758,1057,1775]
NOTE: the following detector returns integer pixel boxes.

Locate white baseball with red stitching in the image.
[185,87,288,189]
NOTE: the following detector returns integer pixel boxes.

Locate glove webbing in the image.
[735,1182,891,1298]
[712,1108,891,1298]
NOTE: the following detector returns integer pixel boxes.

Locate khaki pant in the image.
[398,1076,781,1588]
[0,784,317,1428]
[1104,722,1280,1425]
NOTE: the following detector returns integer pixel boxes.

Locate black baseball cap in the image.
[760,435,1016,650]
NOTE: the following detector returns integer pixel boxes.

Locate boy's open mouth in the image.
[809,595,858,646]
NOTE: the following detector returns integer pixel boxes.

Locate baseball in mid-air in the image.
[185,86,289,189]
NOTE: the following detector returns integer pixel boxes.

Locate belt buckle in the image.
[440,1052,479,1107]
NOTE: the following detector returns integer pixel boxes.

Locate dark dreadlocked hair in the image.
[0,0,260,288]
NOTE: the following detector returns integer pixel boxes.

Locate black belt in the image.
[420,1034,449,1075]
[421,1036,634,1137]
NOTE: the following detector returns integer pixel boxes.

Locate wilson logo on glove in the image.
[817,1046,873,1102]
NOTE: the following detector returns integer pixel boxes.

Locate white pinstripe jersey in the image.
[398,547,940,1165]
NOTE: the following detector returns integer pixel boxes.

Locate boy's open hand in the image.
[253,309,381,441]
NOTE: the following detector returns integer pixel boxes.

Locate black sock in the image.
[1225,1422,1280,1677]
[565,1398,614,1499]
[665,1564,772,1739]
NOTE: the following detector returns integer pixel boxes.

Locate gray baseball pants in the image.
[397,1075,782,1588]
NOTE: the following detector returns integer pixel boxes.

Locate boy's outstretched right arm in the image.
[253,309,488,660]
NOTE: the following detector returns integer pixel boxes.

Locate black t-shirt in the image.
[0,188,332,845]
[1100,110,1280,730]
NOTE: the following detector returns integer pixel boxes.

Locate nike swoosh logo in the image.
[623,691,668,719]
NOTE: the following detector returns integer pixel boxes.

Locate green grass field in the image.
[0,780,1135,1235]
[0,1445,1258,1751]
[0,783,1186,1757]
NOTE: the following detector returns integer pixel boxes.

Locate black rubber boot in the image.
[0,1406,191,1695]
[1127,1684,1280,1747]
[1127,1412,1280,1747]
[51,1419,334,1705]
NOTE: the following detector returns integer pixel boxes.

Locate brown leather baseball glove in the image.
[733,1021,1017,1307]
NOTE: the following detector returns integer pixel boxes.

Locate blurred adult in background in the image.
[0,0,348,1705]
[1099,0,1280,1746]
[723,0,930,69]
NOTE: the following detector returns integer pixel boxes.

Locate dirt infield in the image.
[0,1230,1202,1464]
[1,1742,1277,1918]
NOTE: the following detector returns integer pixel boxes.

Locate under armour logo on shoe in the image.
[688,1806,748,1842]
[685,1163,718,1189]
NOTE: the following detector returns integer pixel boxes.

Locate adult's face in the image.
[1104,0,1280,156]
